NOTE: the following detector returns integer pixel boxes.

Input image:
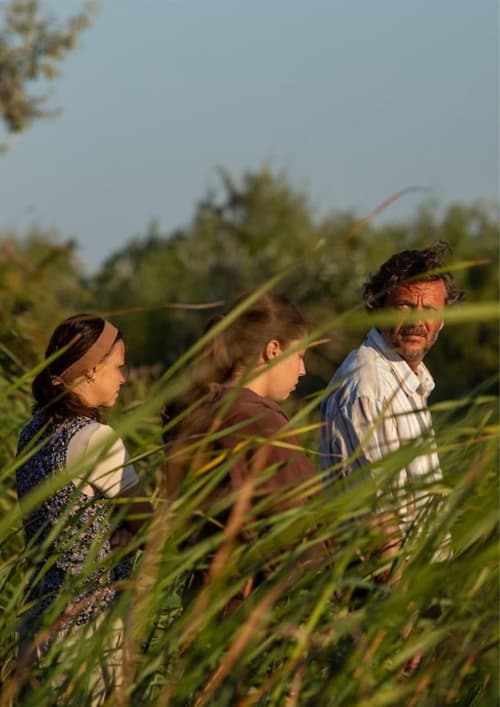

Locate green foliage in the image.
[0,168,498,704]
[0,0,95,139]
[0,324,498,706]
[90,168,499,401]
[0,230,88,376]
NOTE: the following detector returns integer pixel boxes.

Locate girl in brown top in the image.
[164,293,324,602]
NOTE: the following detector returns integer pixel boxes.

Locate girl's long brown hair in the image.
[163,293,307,497]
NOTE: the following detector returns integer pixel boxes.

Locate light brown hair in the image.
[163,293,307,497]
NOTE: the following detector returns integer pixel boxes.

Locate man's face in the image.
[379,280,447,370]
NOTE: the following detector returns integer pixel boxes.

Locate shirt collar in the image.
[366,328,435,396]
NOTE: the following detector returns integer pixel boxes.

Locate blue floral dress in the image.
[16,413,131,644]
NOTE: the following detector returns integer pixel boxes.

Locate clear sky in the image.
[2,0,498,272]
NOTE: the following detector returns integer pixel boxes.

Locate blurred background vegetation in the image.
[0,1,497,404]
[0,3,498,705]
[1,166,498,401]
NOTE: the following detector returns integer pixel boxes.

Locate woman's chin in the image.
[101,396,118,408]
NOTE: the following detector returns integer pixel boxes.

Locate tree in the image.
[0,228,88,377]
[0,0,95,141]
[89,168,498,401]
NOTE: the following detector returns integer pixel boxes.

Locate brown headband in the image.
[59,321,119,383]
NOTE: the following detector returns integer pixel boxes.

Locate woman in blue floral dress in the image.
[16,314,152,702]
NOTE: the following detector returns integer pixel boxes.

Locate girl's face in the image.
[72,339,127,408]
[266,339,306,401]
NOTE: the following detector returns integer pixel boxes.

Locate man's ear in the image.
[264,339,282,361]
[438,321,444,332]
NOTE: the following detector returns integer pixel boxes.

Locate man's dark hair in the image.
[362,241,465,311]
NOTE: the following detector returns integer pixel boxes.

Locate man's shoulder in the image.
[329,337,394,400]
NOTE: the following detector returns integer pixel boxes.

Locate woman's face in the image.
[71,339,127,408]
[266,339,306,401]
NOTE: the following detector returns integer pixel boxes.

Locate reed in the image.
[0,289,497,707]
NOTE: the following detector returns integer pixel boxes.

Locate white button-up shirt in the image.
[320,328,443,536]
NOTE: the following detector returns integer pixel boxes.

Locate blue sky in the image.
[2,0,498,272]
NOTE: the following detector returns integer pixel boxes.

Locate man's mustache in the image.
[400,326,427,337]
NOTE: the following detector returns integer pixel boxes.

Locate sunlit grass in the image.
[0,292,498,707]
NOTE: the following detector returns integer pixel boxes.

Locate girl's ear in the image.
[264,339,282,361]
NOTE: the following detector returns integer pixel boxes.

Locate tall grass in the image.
[0,292,498,707]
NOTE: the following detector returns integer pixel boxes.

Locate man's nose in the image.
[414,305,424,319]
[413,298,426,323]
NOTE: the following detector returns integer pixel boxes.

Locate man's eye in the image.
[396,304,411,311]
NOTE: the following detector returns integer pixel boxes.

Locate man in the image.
[320,241,464,557]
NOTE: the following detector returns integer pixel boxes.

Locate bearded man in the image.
[320,241,464,559]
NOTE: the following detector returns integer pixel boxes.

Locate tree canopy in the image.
[1,169,497,401]
[0,0,94,140]
[88,169,499,402]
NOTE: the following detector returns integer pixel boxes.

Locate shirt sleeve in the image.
[322,394,400,479]
[67,423,139,498]
[349,396,400,464]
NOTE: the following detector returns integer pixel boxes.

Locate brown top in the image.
[215,387,317,510]
[168,386,329,603]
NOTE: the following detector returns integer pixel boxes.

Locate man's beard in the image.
[392,326,430,363]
